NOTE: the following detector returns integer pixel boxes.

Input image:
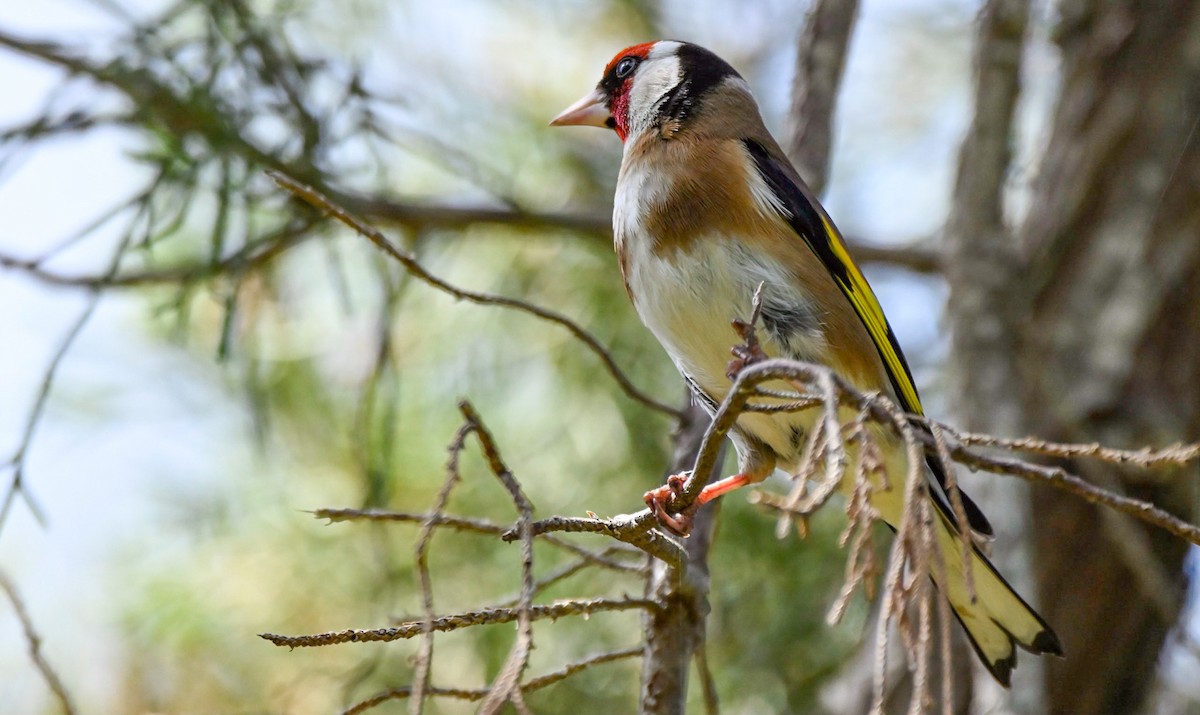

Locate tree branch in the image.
[259,597,658,648]
[341,647,642,715]
[785,0,860,195]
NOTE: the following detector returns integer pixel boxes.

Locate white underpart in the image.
[614,158,827,471]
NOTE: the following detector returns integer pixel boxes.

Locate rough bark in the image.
[1016,2,1200,713]
[944,0,1038,709]
[639,401,725,715]
[785,0,860,195]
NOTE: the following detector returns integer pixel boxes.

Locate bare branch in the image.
[948,444,1200,546]
[955,433,1200,470]
[514,513,684,568]
[0,220,310,290]
[341,647,642,715]
[0,572,76,715]
[457,401,537,714]
[313,507,506,534]
[314,507,644,574]
[259,597,658,648]
[408,419,473,714]
[1,227,136,537]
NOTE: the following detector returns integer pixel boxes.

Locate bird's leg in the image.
[697,473,753,503]
[644,472,755,536]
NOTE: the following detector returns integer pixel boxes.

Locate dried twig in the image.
[259,597,657,648]
[408,419,473,714]
[511,513,684,568]
[0,228,135,537]
[458,401,537,715]
[954,432,1200,469]
[341,646,642,715]
[313,507,505,534]
[0,571,76,715]
[314,507,643,573]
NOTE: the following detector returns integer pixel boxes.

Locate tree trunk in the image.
[944,0,1042,710]
[1016,2,1200,712]
[640,401,726,715]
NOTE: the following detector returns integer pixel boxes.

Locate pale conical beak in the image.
[549,88,611,128]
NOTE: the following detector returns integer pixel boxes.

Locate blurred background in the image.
[1,0,1197,713]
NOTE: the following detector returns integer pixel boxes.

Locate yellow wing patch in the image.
[817,214,925,417]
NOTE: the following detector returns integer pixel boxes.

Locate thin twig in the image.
[341,647,642,715]
[268,170,683,418]
[509,513,684,568]
[0,572,77,715]
[259,597,658,648]
[313,507,505,534]
[954,432,1200,469]
[408,420,474,715]
[951,446,1200,546]
[695,640,721,715]
[1,253,118,536]
[314,507,644,572]
[458,401,537,715]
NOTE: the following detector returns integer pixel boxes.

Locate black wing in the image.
[743,138,993,537]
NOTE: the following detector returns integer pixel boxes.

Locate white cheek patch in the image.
[627,55,682,136]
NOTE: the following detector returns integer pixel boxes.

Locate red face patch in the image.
[599,42,656,141]
[602,42,654,77]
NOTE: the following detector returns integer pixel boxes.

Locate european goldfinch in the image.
[551,40,1062,685]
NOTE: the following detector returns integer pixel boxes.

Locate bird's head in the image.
[550,41,743,142]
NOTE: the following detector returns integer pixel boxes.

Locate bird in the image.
[550,40,1062,686]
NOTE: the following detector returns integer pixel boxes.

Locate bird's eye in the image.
[615,56,638,79]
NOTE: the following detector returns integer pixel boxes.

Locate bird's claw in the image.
[643,473,696,537]
[727,319,769,380]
